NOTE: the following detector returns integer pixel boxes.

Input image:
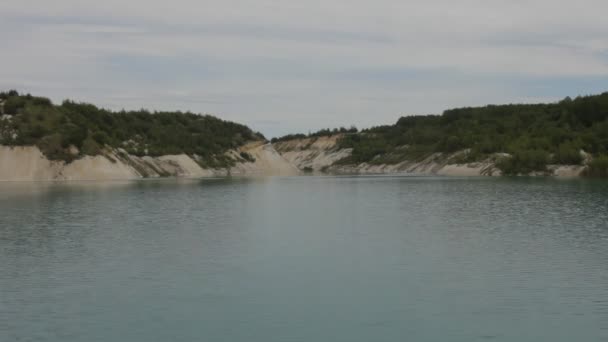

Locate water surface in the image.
[1,176,608,341]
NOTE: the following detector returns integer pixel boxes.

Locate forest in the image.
[335,92,608,175]
[0,90,263,167]
[3,90,608,176]
[270,126,358,143]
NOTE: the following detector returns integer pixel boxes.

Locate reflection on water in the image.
[1,176,607,342]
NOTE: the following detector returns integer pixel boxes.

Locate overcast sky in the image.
[1,1,607,137]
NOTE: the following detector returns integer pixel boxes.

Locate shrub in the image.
[3,97,26,114]
[585,155,608,177]
[31,97,52,107]
[496,150,549,175]
[92,131,110,145]
[439,135,463,152]
[27,123,48,140]
[37,134,72,161]
[81,137,101,156]
[552,143,583,165]
[272,133,307,143]
[60,123,87,148]
[239,151,256,163]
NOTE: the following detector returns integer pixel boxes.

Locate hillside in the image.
[273,92,608,177]
[0,90,305,181]
[3,90,608,180]
[0,90,263,168]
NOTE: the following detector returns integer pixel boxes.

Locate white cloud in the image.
[1,0,607,136]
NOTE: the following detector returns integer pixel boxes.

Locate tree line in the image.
[0,91,263,167]
[334,92,608,175]
[270,126,358,143]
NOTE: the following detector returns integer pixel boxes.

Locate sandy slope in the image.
[0,137,588,181]
[273,135,500,176]
[0,141,301,181]
[274,135,352,172]
[272,136,587,177]
[229,141,300,176]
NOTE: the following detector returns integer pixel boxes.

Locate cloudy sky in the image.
[1,1,607,137]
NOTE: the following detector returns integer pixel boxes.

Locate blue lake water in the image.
[1,176,608,341]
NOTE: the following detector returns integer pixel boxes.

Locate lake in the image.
[1,176,607,341]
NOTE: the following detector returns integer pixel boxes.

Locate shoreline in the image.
[0,142,590,182]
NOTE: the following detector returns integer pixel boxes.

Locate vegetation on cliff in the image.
[335,92,608,175]
[0,90,263,167]
[270,126,358,143]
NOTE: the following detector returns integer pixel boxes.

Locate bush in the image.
[60,123,87,148]
[552,143,583,165]
[92,131,110,145]
[37,134,72,161]
[272,133,307,143]
[440,135,463,152]
[496,150,549,175]
[27,123,48,140]
[3,97,26,114]
[239,151,256,163]
[585,155,608,177]
[81,137,101,156]
[31,97,52,107]
[271,127,358,144]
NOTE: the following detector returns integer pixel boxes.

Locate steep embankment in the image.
[1,90,601,179]
[0,146,139,181]
[0,90,303,181]
[0,135,587,181]
[229,141,300,176]
[272,135,587,177]
[0,142,299,181]
[273,135,352,172]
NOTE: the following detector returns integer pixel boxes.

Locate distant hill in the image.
[273,92,608,177]
[0,90,264,168]
[3,89,608,178]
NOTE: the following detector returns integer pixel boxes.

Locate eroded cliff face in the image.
[272,135,353,172]
[0,136,588,181]
[272,135,586,177]
[0,146,207,181]
[0,141,299,181]
[327,153,502,176]
[228,141,300,176]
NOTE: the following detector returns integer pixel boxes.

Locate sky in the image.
[1,1,608,137]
